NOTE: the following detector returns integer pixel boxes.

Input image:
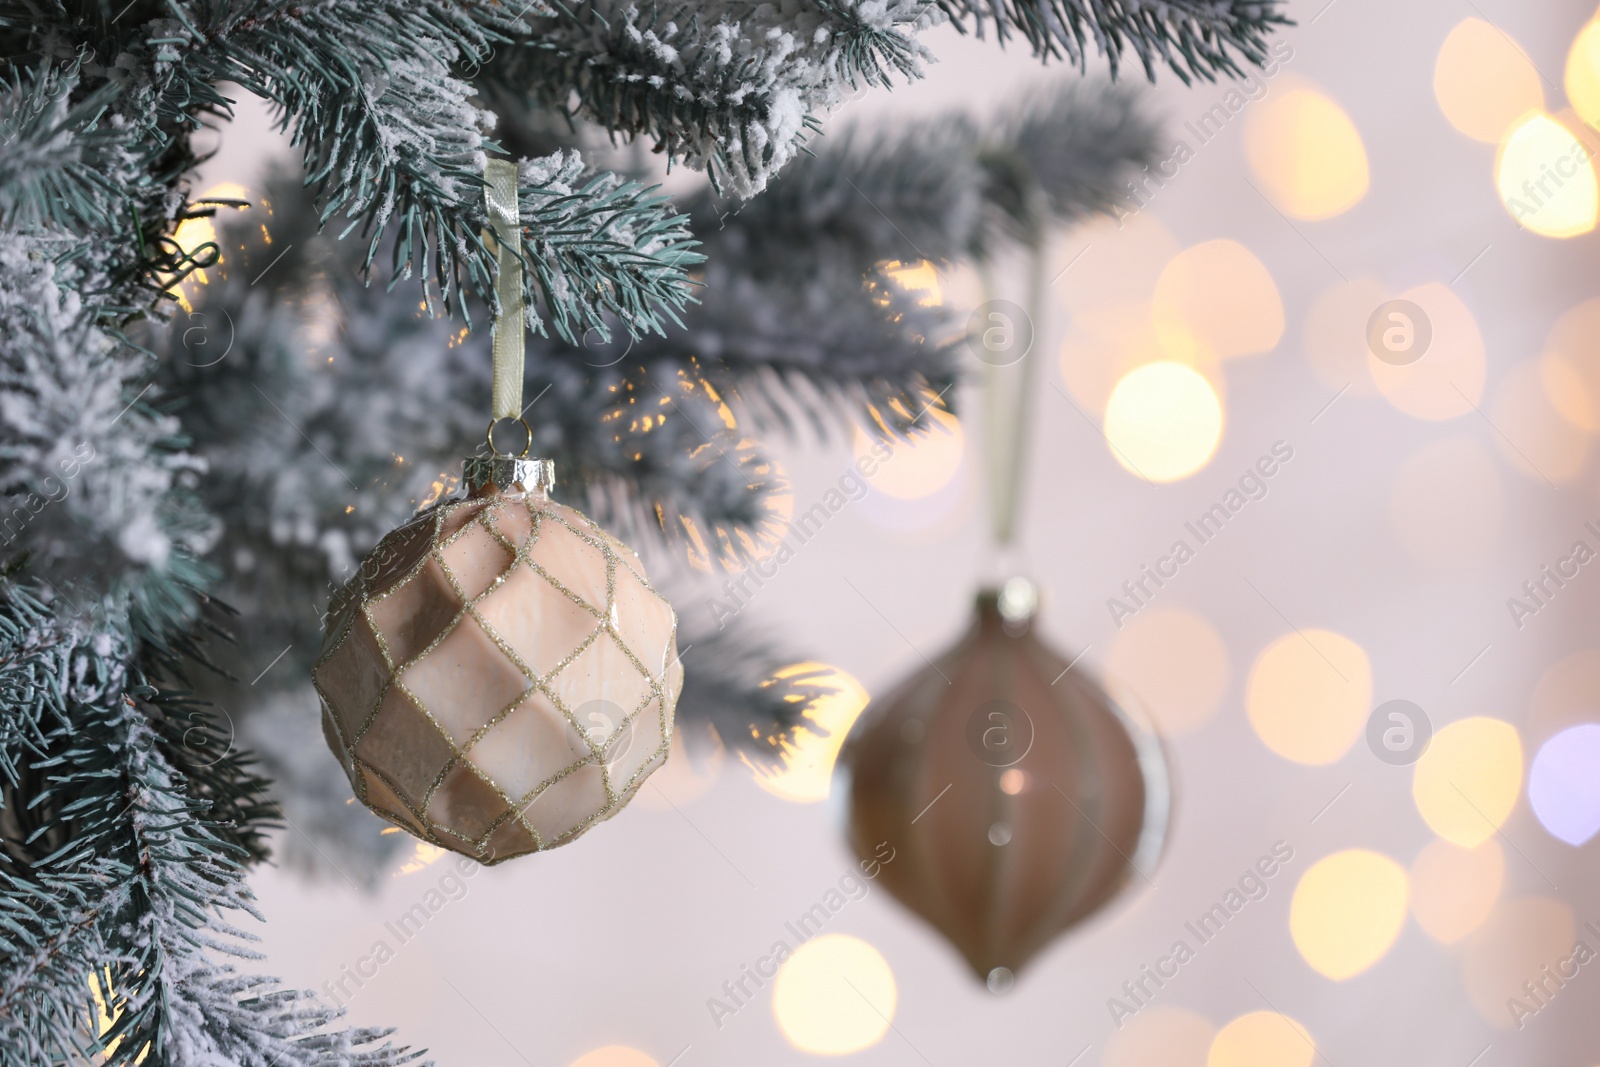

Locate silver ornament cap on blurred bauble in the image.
[314,454,682,863]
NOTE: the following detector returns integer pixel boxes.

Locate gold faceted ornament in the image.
[314,454,682,863]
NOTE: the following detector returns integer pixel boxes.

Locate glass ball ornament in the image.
[314,454,682,863]
[843,579,1169,983]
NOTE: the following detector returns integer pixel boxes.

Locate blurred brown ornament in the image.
[315,455,682,864]
[844,579,1169,988]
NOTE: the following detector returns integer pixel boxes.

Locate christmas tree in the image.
[0,1,1283,1062]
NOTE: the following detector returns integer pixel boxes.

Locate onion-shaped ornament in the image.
[315,448,682,863]
[843,579,1168,987]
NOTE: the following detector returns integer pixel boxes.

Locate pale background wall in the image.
[201,1,1600,1064]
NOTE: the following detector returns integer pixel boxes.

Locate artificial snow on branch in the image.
[482,0,938,197]
[939,0,1290,81]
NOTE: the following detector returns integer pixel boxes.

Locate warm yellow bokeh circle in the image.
[1409,838,1504,944]
[1106,607,1231,737]
[1103,362,1224,482]
[750,664,869,804]
[1412,717,1522,846]
[1104,1005,1215,1067]
[1245,630,1373,765]
[1207,1011,1316,1067]
[1495,113,1599,239]
[1289,849,1409,980]
[852,409,963,500]
[1435,18,1544,143]
[1367,282,1486,421]
[772,934,896,1055]
[568,1048,658,1067]
[1567,18,1600,130]
[1244,83,1369,220]
[1152,240,1284,361]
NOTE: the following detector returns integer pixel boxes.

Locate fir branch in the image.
[0,585,424,1065]
[0,866,129,1066]
[0,585,70,792]
[0,62,139,236]
[696,80,1159,271]
[0,232,217,641]
[937,0,1290,81]
[975,77,1163,250]
[163,0,701,339]
[672,625,834,770]
[483,0,936,197]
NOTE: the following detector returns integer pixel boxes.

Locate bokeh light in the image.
[171,181,251,297]
[852,409,963,500]
[1495,113,1599,238]
[1530,647,1600,739]
[1152,240,1284,360]
[749,664,870,803]
[1106,607,1231,736]
[1207,1011,1316,1067]
[1303,276,1387,394]
[1543,297,1600,432]
[1539,349,1600,433]
[1435,18,1544,143]
[1059,302,1219,414]
[1463,897,1576,1028]
[1409,838,1504,944]
[1289,849,1409,980]
[1246,630,1372,766]
[1389,436,1504,570]
[1103,1005,1214,1067]
[1244,81,1369,220]
[772,934,896,1055]
[1368,283,1486,420]
[1567,18,1600,130]
[1055,212,1181,310]
[568,1047,659,1067]
[1490,360,1592,482]
[1528,723,1600,845]
[1103,362,1224,482]
[1412,717,1523,847]
[391,840,448,876]
[884,259,943,306]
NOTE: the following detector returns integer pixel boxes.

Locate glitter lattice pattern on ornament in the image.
[315,492,681,862]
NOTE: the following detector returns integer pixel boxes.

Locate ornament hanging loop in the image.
[465,158,554,499]
[484,157,525,421]
[486,416,533,458]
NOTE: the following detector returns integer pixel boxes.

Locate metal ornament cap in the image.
[464,455,555,497]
